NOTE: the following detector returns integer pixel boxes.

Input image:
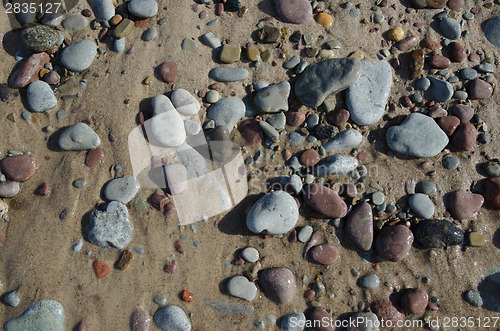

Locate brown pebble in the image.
[76,320,88,331]
[451,123,477,151]
[71,103,86,114]
[429,54,451,69]
[371,299,405,327]
[134,17,150,28]
[346,202,373,251]
[35,182,50,196]
[427,302,439,311]
[283,149,292,161]
[446,191,484,219]
[449,42,466,62]
[287,228,297,243]
[300,149,320,166]
[304,289,316,300]
[157,62,178,83]
[164,260,177,274]
[1,154,37,182]
[199,10,208,19]
[98,27,109,41]
[375,225,414,262]
[309,243,339,265]
[468,52,480,62]
[164,203,176,216]
[437,116,460,136]
[130,308,150,331]
[85,148,103,167]
[303,183,347,218]
[8,52,50,88]
[238,119,263,146]
[285,111,306,127]
[401,288,429,315]
[43,71,60,85]
[150,193,169,211]
[308,308,335,331]
[449,104,474,123]
[110,14,122,26]
[482,178,500,210]
[216,2,224,15]
[174,239,184,254]
[470,7,480,14]
[115,250,133,270]
[447,0,464,11]
[400,96,413,108]
[327,108,350,126]
[467,79,493,100]
[81,9,92,17]
[259,267,296,305]
[396,36,417,51]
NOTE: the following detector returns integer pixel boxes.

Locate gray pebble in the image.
[206,90,219,103]
[27,81,57,112]
[153,293,168,305]
[416,181,437,195]
[62,15,87,32]
[58,122,100,150]
[142,28,158,41]
[88,0,115,20]
[359,274,380,289]
[288,131,304,145]
[374,13,384,23]
[4,300,65,331]
[73,178,86,188]
[314,155,359,176]
[464,290,483,307]
[241,247,259,263]
[306,114,319,129]
[114,38,125,53]
[415,77,431,91]
[71,238,83,252]
[201,32,221,48]
[371,191,385,205]
[41,13,63,27]
[266,112,286,130]
[440,18,461,40]
[207,97,245,132]
[4,290,20,307]
[60,40,97,72]
[448,76,459,84]
[227,276,257,301]
[443,156,459,169]
[21,111,31,120]
[454,90,468,100]
[154,305,191,331]
[181,38,197,52]
[88,201,133,249]
[128,0,158,18]
[295,61,308,74]
[298,225,313,243]
[409,193,434,219]
[281,313,306,331]
[284,55,300,69]
[210,67,249,82]
[104,176,140,203]
[463,12,474,20]
[460,68,478,80]
[289,174,303,194]
[254,321,265,329]
[323,129,362,152]
[477,63,494,73]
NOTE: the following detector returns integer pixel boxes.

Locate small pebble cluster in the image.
[0,0,499,330]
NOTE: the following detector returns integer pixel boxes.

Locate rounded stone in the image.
[259,267,296,305]
[241,247,259,262]
[104,177,140,203]
[61,15,87,32]
[430,55,451,69]
[85,148,104,167]
[27,80,57,112]
[483,15,500,48]
[440,18,461,40]
[246,191,299,235]
[413,219,464,248]
[142,28,157,41]
[359,273,380,289]
[128,0,158,18]
[415,181,437,195]
[437,116,460,136]
[308,308,334,331]
[60,40,97,72]
[171,89,200,115]
[451,123,477,151]
[409,193,435,219]
[309,244,339,265]
[346,202,373,251]
[303,183,348,218]
[59,123,101,151]
[467,79,493,99]
[157,62,178,83]
[446,191,484,220]
[1,154,37,182]
[464,290,483,307]
[207,97,245,132]
[154,305,191,331]
[387,27,404,41]
[375,225,414,262]
[300,149,320,166]
[209,67,249,82]
[130,308,150,331]
[21,24,59,52]
[88,201,133,249]
[275,0,312,24]
[4,300,65,331]
[449,42,466,62]
[401,288,429,315]
[370,299,405,328]
[281,313,306,331]
[442,156,459,169]
[227,276,257,301]
[0,181,21,198]
[483,178,500,210]
[347,312,379,331]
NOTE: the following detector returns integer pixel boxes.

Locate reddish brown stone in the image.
[327,108,350,126]
[164,260,177,274]
[164,203,176,216]
[8,52,50,88]
[110,14,122,26]
[401,288,429,315]
[157,62,178,83]
[303,183,347,218]
[285,111,306,127]
[482,178,500,210]
[300,149,320,166]
[259,267,296,305]
[437,116,460,136]
[451,123,477,151]
[468,52,480,63]
[238,119,263,146]
[35,182,50,196]
[371,299,405,327]
[449,42,466,62]
[43,71,60,85]
[76,320,87,331]
[85,148,103,167]
[346,202,373,251]
[375,225,414,262]
[468,79,493,100]
[447,191,484,219]
[309,243,339,265]
[81,9,92,17]
[115,249,133,270]
[304,289,315,300]
[134,17,150,28]
[150,193,169,211]
[400,96,413,108]
[216,2,224,15]
[429,54,451,69]
[447,0,464,11]
[174,239,184,254]
[449,104,474,123]
[1,155,37,182]
[308,308,335,331]
[283,149,292,161]
[396,36,417,51]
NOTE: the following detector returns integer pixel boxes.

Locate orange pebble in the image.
[182,290,194,302]
[93,260,111,279]
[316,13,333,28]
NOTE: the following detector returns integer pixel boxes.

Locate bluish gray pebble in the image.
[440,18,461,40]
[88,201,133,249]
[142,28,158,41]
[4,300,65,331]
[201,32,221,48]
[210,67,249,82]
[359,274,380,289]
[88,0,115,20]
[27,81,57,112]
[464,290,483,307]
[288,131,304,145]
[281,313,306,331]
[443,156,459,169]
[284,55,300,69]
[409,193,435,219]
[128,0,158,18]
[154,305,191,331]
[460,68,477,80]
[62,15,87,32]
[58,122,100,150]
[114,38,125,53]
[483,16,500,47]
[298,225,313,243]
[415,77,431,91]
[104,176,140,203]
[416,181,437,195]
[60,40,97,72]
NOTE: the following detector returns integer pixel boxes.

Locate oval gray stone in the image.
[227,276,258,301]
[142,27,157,41]
[88,0,115,20]
[128,0,158,18]
[114,38,125,53]
[41,13,63,27]
[386,113,449,158]
[88,201,133,249]
[409,193,435,219]
[428,76,454,102]
[359,273,380,289]
[281,313,306,331]
[347,61,392,125]
[60,40,97,72]
[246,190,299,235]
[210,67,249,82]
[440,18,461,40]
[4,300,65,331]
[154,305,191,331]
[201,32,221,49]
[241,247,259,262]
[0,181,21,198]
[104,176,140,203]
[483,16,500,48]
[295,57,362,108]
[323,129,362,152]
[27,80,57,112]
[62,15,87,32]
[58,122,101,150]
[171,89,200,115]
[314,155,359,176]
[207,97,245,132]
